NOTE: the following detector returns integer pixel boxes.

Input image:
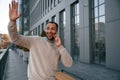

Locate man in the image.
[8,0,73,80]
[10,42,18,54]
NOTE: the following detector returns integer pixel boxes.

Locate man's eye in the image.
[52,28,55,30]
[47,28,49,30]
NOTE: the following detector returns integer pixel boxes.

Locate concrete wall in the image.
[105,0,120,70]
[79,0,90,63]
[0,36,2,46]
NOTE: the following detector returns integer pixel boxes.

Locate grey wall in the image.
[79,0,90,63]
[105,0,120,70]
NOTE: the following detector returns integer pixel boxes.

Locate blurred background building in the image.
[0,33,10,49]
[18,0,120,71]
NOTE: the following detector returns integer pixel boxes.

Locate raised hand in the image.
[9,0,21,21]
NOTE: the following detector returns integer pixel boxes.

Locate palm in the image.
[9,1,21,21]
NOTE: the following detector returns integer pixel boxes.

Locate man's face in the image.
[45,23,57,40]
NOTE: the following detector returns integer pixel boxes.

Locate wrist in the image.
[10,18,16,22]
[10,20,16,22]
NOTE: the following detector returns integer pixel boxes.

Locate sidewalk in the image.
[58,61,120,80]
[4,49,120,80]
[4,49,28,80]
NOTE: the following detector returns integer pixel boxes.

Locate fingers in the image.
[11,0,18,9]
[9,4,11,17]
[9,4,11,10]
[53,33,58,38]
[16,2,18,9]
[12,0,15,8]
[9,0,21,21]
[9,4,11,14]
[54,34,60,41]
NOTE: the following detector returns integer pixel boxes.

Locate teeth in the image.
[48,34,52,35]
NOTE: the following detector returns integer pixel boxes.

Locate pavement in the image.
[4,50,28,80]
[4,49,120,80]
[58,62,120,80]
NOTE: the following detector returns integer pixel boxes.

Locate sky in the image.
[0,0,11,34]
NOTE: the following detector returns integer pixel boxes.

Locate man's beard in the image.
[46,32,56,41]
[46,35,55,41]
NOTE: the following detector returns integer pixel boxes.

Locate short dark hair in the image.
[47,21,58,31]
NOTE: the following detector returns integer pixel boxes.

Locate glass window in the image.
[38,25,40,36]
[31,31,33,35]
[91,0,106,65]
[45,0,47,14]
[54,0,57,6]
[42,23,44,32]
[71,2,80,61]
[99,0,104,5]
[59,10,65,46]
[99,4,105,16]
[76,3,79,15]
[95,7,98,17]
[48,0,50,11]
[36,27,38,35]
[42,0,44,16]
[46,19,49,25]
[51,0,54,9]
[51,15,56,22]
[40,0,42,18]
[94,0,98,7]
[95,18,98,23]
[33,29,36,35]
[99,16,105,23]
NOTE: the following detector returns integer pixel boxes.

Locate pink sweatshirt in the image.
[8,21,73,80]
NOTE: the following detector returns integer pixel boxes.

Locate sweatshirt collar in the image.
[45,37,55,43]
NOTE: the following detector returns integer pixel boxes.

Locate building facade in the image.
[19,0,120,71]
[0,34,2,46]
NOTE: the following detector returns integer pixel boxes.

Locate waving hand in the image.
[9,0,21,21]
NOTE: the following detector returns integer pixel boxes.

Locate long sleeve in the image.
[8,21,32,49]
[58,46,73,67]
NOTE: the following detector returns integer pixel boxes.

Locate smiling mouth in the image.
[47,34,52,36]
[47,34,54,38]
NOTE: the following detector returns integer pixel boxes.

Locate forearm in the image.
[8,21,31,49]
[58,46,73,67]
[8,21,20,43]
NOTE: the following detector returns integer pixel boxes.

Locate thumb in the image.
[17,13,22,19]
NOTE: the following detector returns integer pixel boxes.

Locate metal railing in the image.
[0,48,9,80]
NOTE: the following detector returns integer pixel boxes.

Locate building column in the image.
[105,0,120,70]
[79,0,90,63]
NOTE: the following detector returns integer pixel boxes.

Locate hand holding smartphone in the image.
[54,34,62,47]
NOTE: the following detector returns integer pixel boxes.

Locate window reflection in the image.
[71,2,80,61]
[54,0,57,6]
[99,16,105,23]
[95,18,98,23]
[99,4,105,16]
[59,10,65,46]
[94,0,98,7]
[95,7,98,17]
[51,15,56,22]
[99,0,104,5]
[92,0,106,65]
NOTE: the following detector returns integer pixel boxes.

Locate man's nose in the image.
[48,29,52,33]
